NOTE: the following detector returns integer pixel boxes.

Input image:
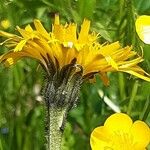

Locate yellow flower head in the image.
[0,19,10,29]
[135,15,150,44]
[0,15,150,84]
[90,113,150,150]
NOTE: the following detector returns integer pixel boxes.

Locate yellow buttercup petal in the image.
[135,15,150,44]
[104,113,133,133]
[91,126,110,142]
[90,126,110,150]
[131,121,150,148]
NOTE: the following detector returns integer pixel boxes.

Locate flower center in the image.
[105,131,135,150]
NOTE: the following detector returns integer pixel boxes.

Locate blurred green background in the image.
[0,0,150,149]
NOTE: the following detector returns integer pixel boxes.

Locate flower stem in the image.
[127,81,139,115]
[139,96,150,121]
[47,107,65,150]
[118,73,126,100]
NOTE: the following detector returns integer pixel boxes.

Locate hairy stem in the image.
[46,107,66,150]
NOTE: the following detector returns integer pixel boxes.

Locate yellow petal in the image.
[34,19,50,40]
[0,30,16,38]
[105,56,118,70]
[25,24,33,32]
[14,39,27,52]
[118,57,143,68]
[131,120,150,148]
[0,51,25,66]
[100,41,121,56]
[52,24,64,41]
[65,23,77,43]
[129,66,150,77]
[17,27,32,39]
[0,49,46,68]
[4,58,14,67]
[0,38,16,47]
[120,69,150,82]
[78,19,90,43]
[90,126,110,150]
[135,15,150,44]
[104,113,133,133]
[54,14,60,25]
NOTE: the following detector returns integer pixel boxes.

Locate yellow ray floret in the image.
[0,15,150,83]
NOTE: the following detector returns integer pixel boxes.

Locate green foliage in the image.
[0,0,150,149]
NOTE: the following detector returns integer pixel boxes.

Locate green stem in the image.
[0,138,3,150]
[127,81,138,115]
[139,96,150,121]
[118,73,126,100]
[47,107,66,150]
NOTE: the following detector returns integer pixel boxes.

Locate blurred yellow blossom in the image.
[0,15,150,84]
[0,19,10,29]
[135,15,150,44]
[90,113,150,150]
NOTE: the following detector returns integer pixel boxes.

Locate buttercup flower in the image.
[90,113,150,150]
[135,15,150,44]
[0,15,150,84]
